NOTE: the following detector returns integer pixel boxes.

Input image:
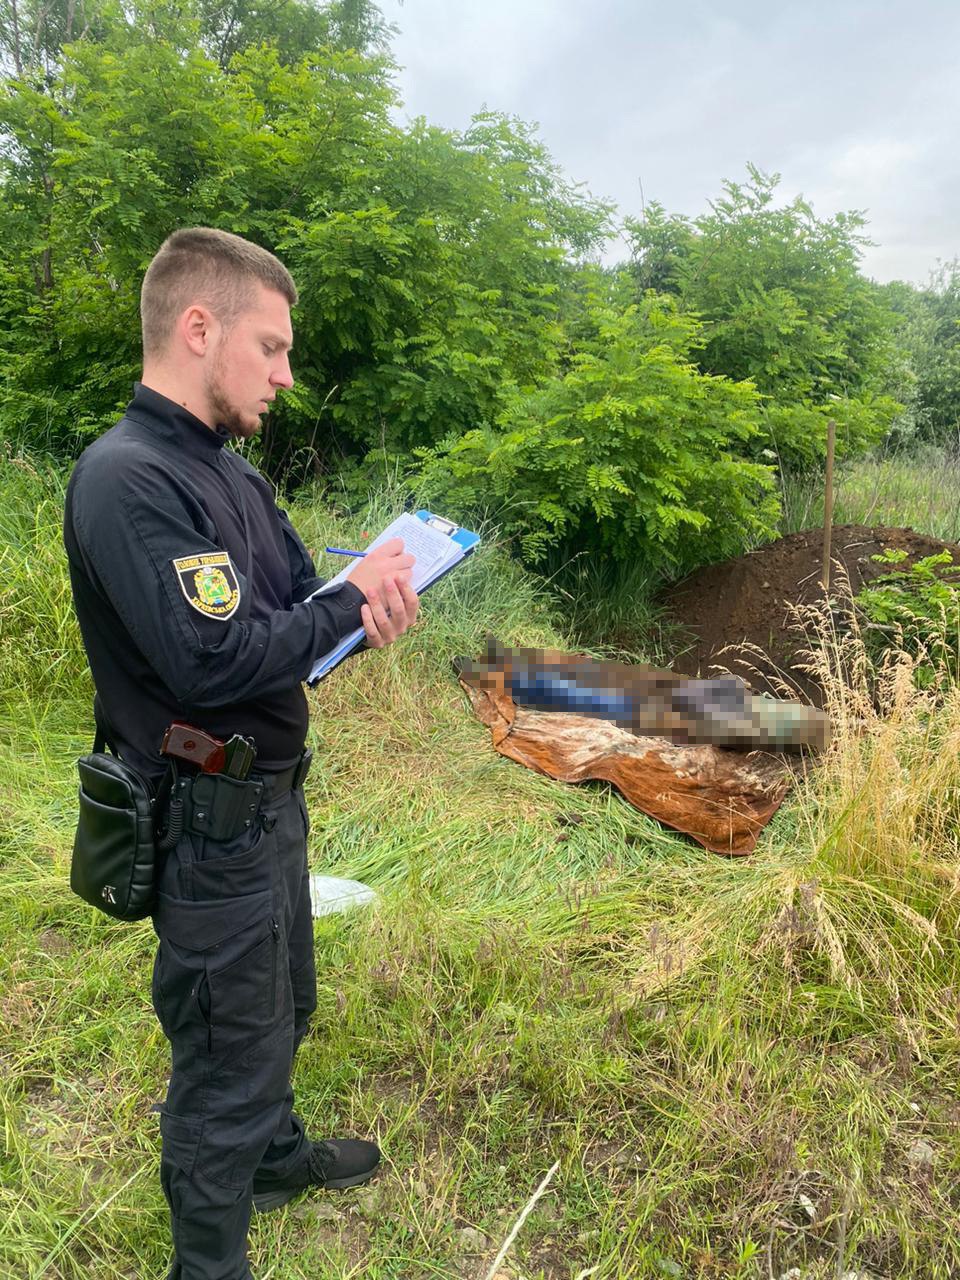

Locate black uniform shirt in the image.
[64,383,366,779]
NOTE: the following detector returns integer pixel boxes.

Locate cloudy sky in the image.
[379,0,960,284]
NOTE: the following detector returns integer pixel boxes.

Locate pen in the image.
[325,546,367,557]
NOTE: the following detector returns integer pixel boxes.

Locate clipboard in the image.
[306,510,480,683]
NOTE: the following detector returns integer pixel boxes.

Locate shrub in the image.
[414,294,780,573]
[855,548,960,686]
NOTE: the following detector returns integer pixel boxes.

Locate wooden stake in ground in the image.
[822,418,836,592]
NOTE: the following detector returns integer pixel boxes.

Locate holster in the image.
[184,772,265,842]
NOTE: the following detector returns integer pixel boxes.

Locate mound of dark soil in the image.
[662,525,960,703]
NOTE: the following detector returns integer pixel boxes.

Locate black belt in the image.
[172,748,312,793]
[252,748,313,797]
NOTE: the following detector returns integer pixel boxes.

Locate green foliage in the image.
[195,0,394,69]
[0,20,402,451]
[415,291,780,573]
[0,9,610,471]
[626,167,902,469]
[855,548,960,685]
[0,0,119,76]
[762,392,901,470]
[881,262,960,446]
[283,111,609,465]
[0,0,389,77]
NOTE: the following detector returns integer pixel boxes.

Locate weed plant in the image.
[854,548,960,686]
[1,461,959,1278]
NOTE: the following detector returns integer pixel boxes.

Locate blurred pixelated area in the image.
[455,635,830,752]
[456,637,829,855]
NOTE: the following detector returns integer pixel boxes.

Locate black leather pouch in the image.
[71,748,157,920]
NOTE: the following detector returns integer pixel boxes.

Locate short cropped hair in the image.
[140,228,298,357]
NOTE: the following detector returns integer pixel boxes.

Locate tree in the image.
[0,0,117,76]
[881,263,960,447]
[193,0,393,70]
[625,167,901,469]
[282,111,611,469]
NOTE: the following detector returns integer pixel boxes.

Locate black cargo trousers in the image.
[151,769,316,1280]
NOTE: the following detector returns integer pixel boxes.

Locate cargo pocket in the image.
[154,889,280,1052]
[207,918,281,1051]
[158,1108,203,1184]
[190,824,271,900]
[153,938,210,1046]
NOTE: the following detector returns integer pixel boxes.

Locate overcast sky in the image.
[378,0,960,285]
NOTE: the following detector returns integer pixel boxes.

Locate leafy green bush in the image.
[855,548,960,685]
[414,293,780,572]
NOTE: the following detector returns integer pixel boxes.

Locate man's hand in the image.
[359,576,420,648]
[346,538,420,648]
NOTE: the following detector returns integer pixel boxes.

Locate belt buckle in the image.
[290,748,313,792]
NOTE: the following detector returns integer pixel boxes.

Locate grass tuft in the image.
[781,444,960,543]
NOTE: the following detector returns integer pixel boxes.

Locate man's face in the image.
[204,284,294,440]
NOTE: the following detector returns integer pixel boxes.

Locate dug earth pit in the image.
[662,525,960,705]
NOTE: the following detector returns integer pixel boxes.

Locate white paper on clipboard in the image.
[306,510,479,682]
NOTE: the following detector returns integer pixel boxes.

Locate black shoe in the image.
[252,1138,381,1212]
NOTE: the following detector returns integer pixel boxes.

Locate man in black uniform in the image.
[63,228,419,1279]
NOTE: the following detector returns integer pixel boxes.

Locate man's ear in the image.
[181,304,216,358]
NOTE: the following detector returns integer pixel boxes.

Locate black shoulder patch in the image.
[172,551,240,620]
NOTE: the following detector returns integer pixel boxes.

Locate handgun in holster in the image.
[157,722,262,846]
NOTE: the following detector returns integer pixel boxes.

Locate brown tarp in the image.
[460,676,795,856]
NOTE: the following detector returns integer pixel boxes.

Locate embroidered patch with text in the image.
[172,551,240,620]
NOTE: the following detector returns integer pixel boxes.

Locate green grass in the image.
[781,445,960,544]
[1,454,959,1278]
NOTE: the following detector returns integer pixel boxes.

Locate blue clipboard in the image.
[306,510,480,683]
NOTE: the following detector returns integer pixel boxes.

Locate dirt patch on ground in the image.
[662,525,960,704]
